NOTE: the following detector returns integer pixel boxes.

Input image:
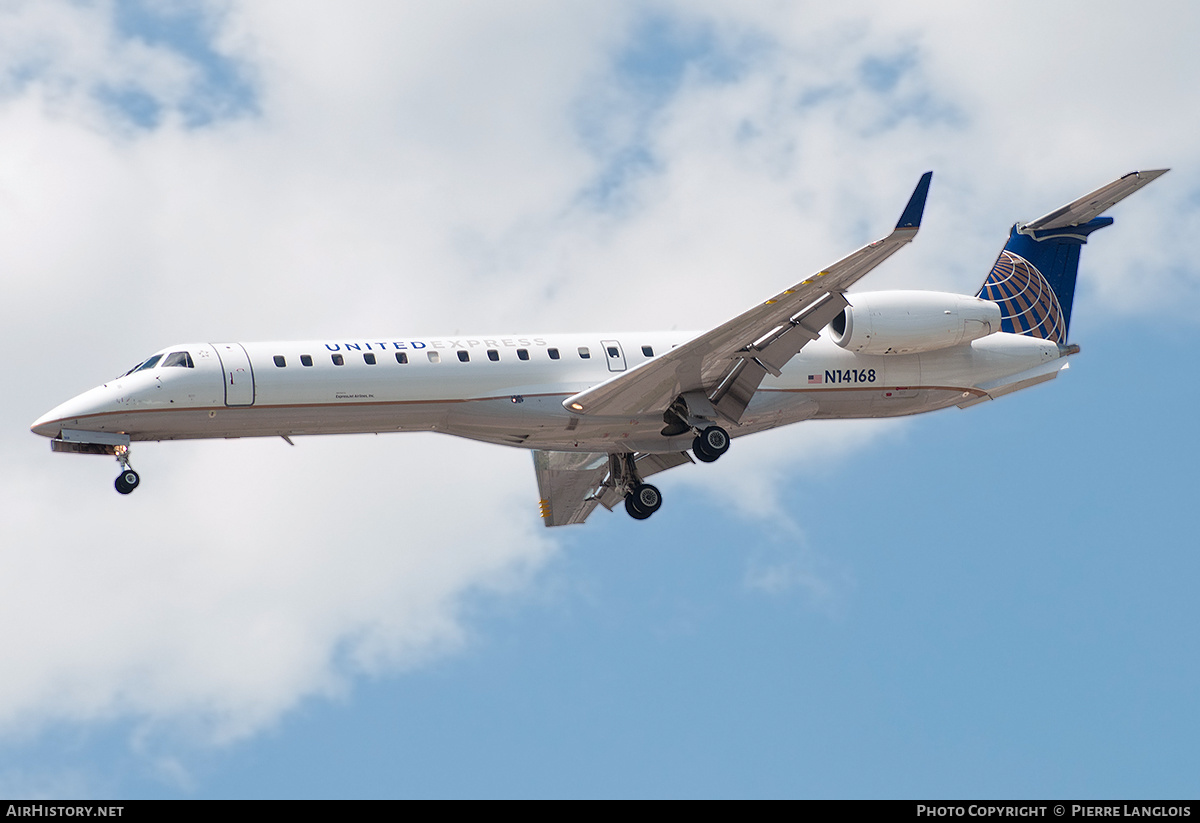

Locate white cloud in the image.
[0,435,552,746]
[0,0,198,111]
[669,419,905,523]
[1,0,1196,781]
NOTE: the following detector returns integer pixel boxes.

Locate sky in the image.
[1,0,1198,799]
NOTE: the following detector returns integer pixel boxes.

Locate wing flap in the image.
[710,291,849,421]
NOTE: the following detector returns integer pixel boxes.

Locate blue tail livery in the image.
[977,169,1168,343]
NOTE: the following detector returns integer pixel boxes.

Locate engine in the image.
[828,291,1002,355]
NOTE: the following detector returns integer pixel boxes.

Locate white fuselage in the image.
[31,330,1065,454]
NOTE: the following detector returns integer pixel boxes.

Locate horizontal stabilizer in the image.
[1024,169,1168,231]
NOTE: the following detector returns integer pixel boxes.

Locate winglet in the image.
[895,171,933,231]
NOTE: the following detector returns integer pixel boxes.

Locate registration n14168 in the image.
[825,368,877,384]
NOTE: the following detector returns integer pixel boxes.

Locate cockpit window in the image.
[162,351,194,368]
[133,354,163,373]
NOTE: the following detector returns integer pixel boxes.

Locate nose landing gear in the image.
[113,445,140,495]
[115,470,140,495]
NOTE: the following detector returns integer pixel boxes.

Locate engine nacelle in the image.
[828,291,1002,355]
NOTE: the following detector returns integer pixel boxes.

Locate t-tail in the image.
[977,169,1168,343]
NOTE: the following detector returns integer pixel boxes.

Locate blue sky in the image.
[2,0,1198,799]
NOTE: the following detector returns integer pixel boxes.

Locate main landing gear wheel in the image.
[624,483,662,520]
[115,470,140,495]
[692,425,730,463]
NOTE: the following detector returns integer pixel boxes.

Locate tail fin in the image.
[977,169,1168,342]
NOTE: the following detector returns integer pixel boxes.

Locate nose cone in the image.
[31,383,121,438]
[30,407,61,438]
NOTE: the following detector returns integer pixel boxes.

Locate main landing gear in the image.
[605,453,665,522]
[662,398,730,465]
[612,424,730,522]
[624,482,662,520]
[113,445,140,495]
[692,425,730,463]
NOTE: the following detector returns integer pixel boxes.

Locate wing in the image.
[533,450,693,527]
[563,172,933,423]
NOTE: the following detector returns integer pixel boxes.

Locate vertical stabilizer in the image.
[977,169,1167,343]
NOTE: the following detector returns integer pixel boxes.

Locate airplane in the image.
[32,169,1167,525]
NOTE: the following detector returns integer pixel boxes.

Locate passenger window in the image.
[517,349,529,361]
[300,354,313,367]
[395,352,408,364]
[428,351,440,364]
[642,346,654,357]
[548,348,560,360]
[273,355,286,368]
[163,351,195,368]
[607,346,619,358]
[457,351,470,362]
[364,353,376,365]
[487,349,499,362]
[332,354,345,366]
[578,347,590,359]
[134,354,163,372]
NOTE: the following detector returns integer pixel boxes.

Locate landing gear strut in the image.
[113,445,140,495]
[692,425,730,463]
[605,453,665,522]
[663,396,731,465]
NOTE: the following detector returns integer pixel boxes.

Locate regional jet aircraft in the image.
[32,169,1167,525]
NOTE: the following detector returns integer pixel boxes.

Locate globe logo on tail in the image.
[978,250,1066,343]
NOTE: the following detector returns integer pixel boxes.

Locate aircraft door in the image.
[212,343,256,406]
[601,340,627,372]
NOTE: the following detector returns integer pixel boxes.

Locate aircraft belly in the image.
[81,401,457,441]
[809,388,964,419]
[808,388,888,418]
[444,396,675,452]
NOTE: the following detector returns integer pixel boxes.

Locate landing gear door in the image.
[601,340,627,373]
[212,343,255,406]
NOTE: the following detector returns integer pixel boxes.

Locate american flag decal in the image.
[808,373,823,384]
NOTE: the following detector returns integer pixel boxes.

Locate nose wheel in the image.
[113,445,140,495]
[115,470,140,495]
